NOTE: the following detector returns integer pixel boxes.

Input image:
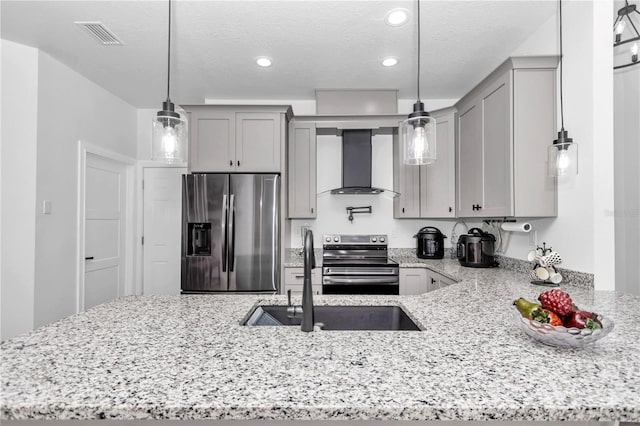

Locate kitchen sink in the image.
[243,305,421,331]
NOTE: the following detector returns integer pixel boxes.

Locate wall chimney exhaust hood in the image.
[329,130,398,196]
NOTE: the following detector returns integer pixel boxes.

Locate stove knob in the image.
[326,236,331,242]
[334,237,339,242]
[371,237,377,242]
[380,237,385,243]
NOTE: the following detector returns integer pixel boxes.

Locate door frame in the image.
[135,161,187,295]
[76,141,136,313]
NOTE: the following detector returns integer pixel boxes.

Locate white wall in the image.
[137,108,156,160]
[1,40,38,341]
[614,65,640,295]
[31,50,137,328]
[501,2,616,285]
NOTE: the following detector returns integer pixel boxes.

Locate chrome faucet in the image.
[287,229,315,332]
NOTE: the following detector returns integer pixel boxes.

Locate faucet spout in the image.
[301,229,315,332]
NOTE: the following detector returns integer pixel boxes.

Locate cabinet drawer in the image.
[285,284,322,296]
[284,267,321,285]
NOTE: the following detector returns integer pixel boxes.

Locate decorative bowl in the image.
[511,306,614,348]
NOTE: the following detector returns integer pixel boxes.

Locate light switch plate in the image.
[43,200,52,214]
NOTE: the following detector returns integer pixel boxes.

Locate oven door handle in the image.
[323,277,399,285]
[323,268,398,275]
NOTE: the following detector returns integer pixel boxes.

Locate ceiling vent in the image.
[75,22,124,45]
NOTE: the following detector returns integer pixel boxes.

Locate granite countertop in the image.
[2,265,639,421]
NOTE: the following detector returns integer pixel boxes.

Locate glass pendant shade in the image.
[547,131,578,177]
[152,101,187,163]
[401,102,436,165]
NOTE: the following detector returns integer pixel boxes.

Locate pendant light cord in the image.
[416,0,421,102]
[559,0,564,131]
[166,0,172,102]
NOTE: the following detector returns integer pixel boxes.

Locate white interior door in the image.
[84,154,127,309]
[143,167,186,295]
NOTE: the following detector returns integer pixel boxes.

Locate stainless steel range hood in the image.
[329,129,394,195]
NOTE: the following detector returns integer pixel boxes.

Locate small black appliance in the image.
[457,228,498,268]
[414,226,447,259]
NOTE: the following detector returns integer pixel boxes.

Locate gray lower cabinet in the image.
[287,121,317,218]
[399,268,429,295]
[185,105,290,173]
[393,108,456,218]
[399,268,455,295]
[455,56,558,218]
[283,267,322,296]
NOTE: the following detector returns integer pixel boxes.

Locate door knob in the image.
[85,256,94,260]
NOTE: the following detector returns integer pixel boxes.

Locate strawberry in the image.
[530,308,563,326]
[538,289,573,316]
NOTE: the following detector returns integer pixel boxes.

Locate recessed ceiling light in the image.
[382,57,398,67]
[256,57,272,67]
[385,9,409,26]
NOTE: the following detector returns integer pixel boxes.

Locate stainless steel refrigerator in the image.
[181,174,280,293]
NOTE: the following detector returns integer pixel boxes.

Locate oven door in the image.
[322,266,399,295]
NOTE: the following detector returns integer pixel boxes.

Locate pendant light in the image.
[547,0,578,177]
[152,0,187,163]
[613,0,640,70]
[400,0,436,166]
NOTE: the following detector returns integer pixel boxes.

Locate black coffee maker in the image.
[457,228,498,268]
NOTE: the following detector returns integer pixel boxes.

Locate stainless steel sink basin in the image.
[243,305,421,331]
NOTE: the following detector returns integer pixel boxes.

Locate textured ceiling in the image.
[1,1,557,108]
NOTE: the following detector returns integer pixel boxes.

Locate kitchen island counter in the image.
[2,266,639,421]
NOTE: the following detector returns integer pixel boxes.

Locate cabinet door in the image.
[236,112,281,172]
[189,110,235,172]
[481,72,514,216]
[399,268,428,295]
[427,270,456,289]
[513,69,557,217]
[424,271,440,292]
[457,101,483,217]
[288,122,317,218]
[421,112,456,218]
[393,130,420,218]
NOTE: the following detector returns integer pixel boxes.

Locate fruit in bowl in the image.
[512,289,614,348]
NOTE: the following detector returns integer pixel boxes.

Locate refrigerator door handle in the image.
[229,193,236,272]
[221,194,228,272]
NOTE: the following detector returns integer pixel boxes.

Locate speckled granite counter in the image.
[283,248,322,267]
[2,271,639,421]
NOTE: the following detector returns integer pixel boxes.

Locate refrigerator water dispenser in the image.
[188,223,212,256]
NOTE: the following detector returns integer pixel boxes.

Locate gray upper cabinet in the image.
[455,56,558,218]
[393,126,420,218]
[236,112,281,172]
[420,109,456,218]
[188,109,235,173]
[288,121,317,218]
[393,107,456,219]
[184,105,291,173]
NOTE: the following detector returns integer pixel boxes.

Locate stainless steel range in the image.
[322,234,399,295]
